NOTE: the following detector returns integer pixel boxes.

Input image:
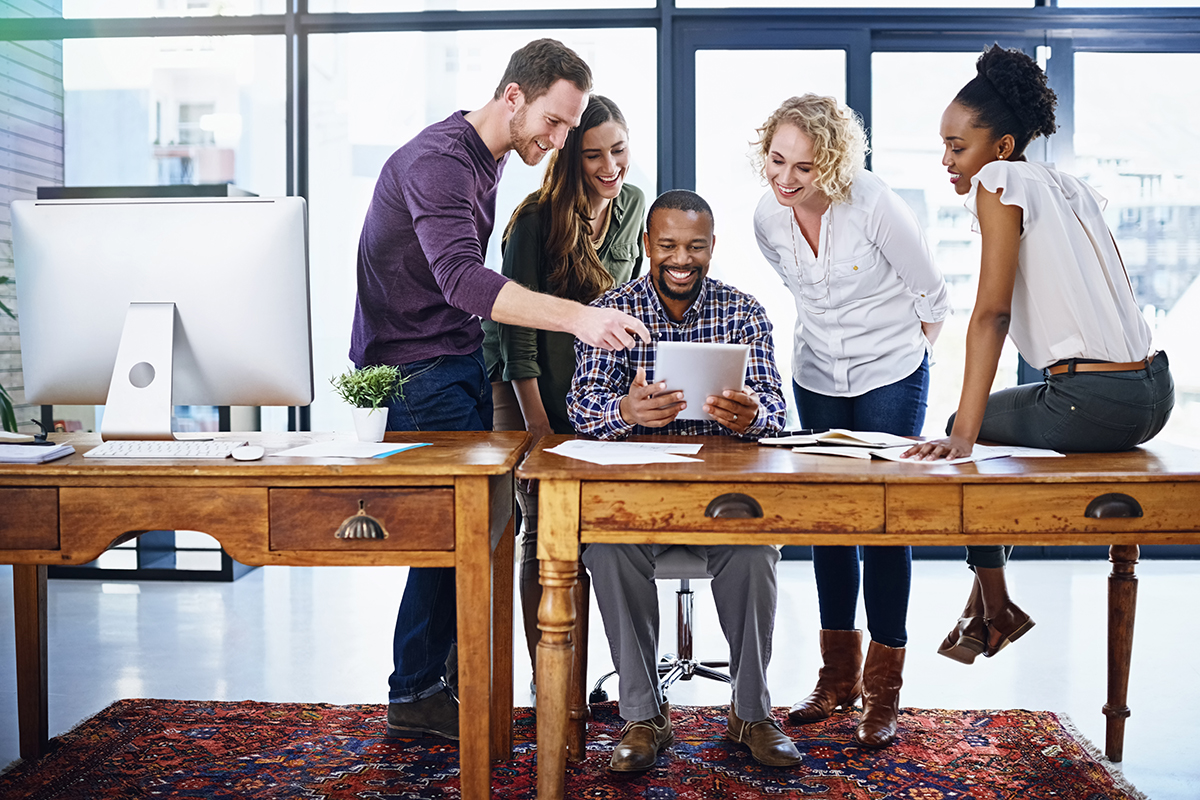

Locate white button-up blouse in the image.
[753,169,950,396]
[965,160,1152,370]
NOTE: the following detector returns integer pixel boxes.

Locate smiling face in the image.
[580,120,629,209]
[940,100,1013,195]
[645,207,715,321]
[764,122,828,213]
[508,79,589,166]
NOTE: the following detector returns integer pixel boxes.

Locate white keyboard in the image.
[83,439,249,459]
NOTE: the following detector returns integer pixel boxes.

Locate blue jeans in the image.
[792,355,929,648]
[368,348,493,703]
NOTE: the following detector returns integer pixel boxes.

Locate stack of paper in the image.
[0,444,76,464]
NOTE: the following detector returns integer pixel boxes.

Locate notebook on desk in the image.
[0,444,75,464]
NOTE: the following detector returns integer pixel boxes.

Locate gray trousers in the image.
[582,543,780,722]
[951,352,1174,569]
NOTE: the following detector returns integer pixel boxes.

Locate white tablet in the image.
[654,340,751,421]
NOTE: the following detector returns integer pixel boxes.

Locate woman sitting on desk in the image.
[752,94,949,749]
[483,95,645,682]
[903,45,1175,665]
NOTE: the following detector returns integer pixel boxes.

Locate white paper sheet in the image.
[868,444,1064,465]
[272,442,431,459]
[544,440,703,465]
[786,442,1063,465]
[789,445,874,459]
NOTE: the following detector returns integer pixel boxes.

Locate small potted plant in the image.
[330,364,405,442]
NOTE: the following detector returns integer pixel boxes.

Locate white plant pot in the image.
[351,406,388,443]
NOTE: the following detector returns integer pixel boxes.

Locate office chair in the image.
[588,545,731,704]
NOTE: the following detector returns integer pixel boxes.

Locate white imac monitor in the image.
[12,196,314,440]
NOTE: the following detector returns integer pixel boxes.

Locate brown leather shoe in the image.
[937,614,986,664]
[609,702,672,772]
[984,602,1035,657]
[726,706,802,767]
[855,641,905,749]
[788,629,863,723]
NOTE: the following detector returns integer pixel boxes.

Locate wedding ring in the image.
[733,414,738,421]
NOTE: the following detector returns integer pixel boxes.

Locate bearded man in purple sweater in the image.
[350,39,649,741]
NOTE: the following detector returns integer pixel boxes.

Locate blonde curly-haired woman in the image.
[752,94,949,749]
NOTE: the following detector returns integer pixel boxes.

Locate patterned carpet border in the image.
[0,699,1147,799]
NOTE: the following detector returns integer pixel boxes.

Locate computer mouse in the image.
[231,445,265,461]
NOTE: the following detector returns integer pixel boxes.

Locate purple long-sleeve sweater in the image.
[349,111,511,367]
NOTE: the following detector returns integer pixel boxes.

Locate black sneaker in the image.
[386,689,460,740]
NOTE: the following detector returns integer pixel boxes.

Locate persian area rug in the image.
[0,699,1144,799]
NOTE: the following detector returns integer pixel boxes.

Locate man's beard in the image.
[509,106,549,166]
[655,269,703,307]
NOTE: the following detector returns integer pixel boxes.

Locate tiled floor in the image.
[1,558,1196,798]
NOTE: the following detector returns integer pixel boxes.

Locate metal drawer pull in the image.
[335,500,390,539]
[1084,493,1144,519]
[705,493,764,519]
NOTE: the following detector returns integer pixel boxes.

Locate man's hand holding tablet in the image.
[620,341,757,433]
[620,367,685,428]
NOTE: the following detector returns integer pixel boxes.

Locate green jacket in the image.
[483,183,645,434]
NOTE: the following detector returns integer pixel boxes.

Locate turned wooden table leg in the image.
[536,478,581,800]
[567,567,591,761]
[537,558,578,800]
[1104,544,1139,762]
[13,564,49,760]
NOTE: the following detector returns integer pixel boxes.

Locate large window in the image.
[64,36,286,193]
[694,49,844,425]
[4,4,1200,448]
[306,27,657,433]
[63,0,285,17]
[1075,51,1200,446]
[871,50,1023,438]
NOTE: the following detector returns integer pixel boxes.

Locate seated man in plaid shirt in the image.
[566,189,800,772]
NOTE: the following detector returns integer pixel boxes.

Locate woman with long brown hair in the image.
[483,94,646,680]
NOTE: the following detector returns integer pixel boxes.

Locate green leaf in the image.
[0,381,17,433]
[329,364,408,410]
[0,275,14,320]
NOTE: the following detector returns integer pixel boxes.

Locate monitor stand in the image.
[100,302,178,441]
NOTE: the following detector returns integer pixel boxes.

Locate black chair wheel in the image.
[589,688,609,703]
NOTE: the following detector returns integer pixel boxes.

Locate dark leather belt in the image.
[1045,352,1156,376]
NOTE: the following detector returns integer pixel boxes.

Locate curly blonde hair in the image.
[752,94,868,206]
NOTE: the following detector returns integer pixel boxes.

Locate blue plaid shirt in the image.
[567,275,786,440]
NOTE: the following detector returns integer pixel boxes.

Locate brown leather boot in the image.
[855,641,905,749]
[726,706,802,766]
[787,629,863,724]
[976,566,1035,657]
[609,702,672,772]
[938,576,986,664]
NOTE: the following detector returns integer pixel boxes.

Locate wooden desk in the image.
[0,430,528,800]
[518,435,1200,800]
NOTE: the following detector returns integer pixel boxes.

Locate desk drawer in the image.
[270,488,454,551]
[964,482,1200,533]
[0,488,58,550]
[581,482,884,534]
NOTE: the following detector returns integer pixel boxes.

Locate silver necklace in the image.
[790,206,832,314]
